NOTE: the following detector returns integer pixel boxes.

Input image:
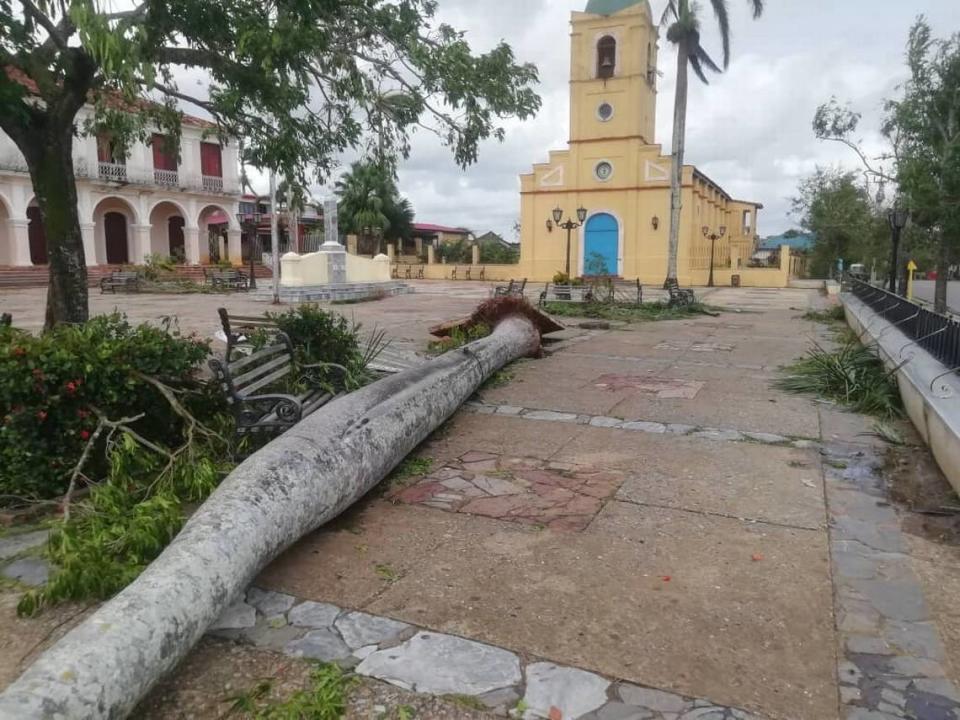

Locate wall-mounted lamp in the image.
[651,215,659,230]
[546,219,554,233]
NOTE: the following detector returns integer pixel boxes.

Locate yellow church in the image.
[518,0,763,285]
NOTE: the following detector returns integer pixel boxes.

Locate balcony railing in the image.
[154,169,179,186]
[202,175,224,192]
[1,152,239,195]
[99,162,128,182]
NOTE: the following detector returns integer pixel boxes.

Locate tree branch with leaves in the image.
[0,0,541,328]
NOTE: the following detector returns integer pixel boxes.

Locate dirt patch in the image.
[138,637,493,719]
[0,589,93,692]
[886,446,960,546]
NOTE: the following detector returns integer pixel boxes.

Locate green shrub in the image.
[0,315,211,506]
[266,304,362,370]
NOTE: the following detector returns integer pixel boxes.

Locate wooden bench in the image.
[211,308,347,436]
[665,278,696,307]
[204,267,249,291]
[539,283,594,306]
[99,271,142,294]
[494,278,527,298]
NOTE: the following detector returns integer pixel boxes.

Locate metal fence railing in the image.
[850,278,960,371]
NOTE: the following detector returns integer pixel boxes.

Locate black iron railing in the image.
[850,278,960,370]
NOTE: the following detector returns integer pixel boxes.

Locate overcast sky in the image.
[321,0,955,242]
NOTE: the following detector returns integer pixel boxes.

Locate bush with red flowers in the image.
[0,314,212,506]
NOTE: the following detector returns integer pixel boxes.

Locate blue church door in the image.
[583,213,618,276]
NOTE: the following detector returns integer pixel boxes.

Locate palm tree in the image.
[335,161,415,253]
[662,0,764,285]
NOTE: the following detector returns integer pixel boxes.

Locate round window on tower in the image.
[597,102,614,122]
[594,161,614,182]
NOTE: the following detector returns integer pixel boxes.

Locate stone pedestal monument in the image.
[319,199,347,284]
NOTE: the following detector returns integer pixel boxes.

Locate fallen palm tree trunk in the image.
[0,302,543,720]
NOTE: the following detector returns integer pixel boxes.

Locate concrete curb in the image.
[841,295,960,495]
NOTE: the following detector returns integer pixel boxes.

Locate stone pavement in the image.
[4,285,960,719]
[200,584,764,719]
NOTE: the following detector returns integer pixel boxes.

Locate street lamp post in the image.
[702,225,727,288]
[887,206,909,295]
[551,205,588,277]
[236,210,262,291]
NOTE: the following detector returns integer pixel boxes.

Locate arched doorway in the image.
[104,212,129,264]
[583,213,618,276]
[168,217,185,262]
[27,206,47,265]
[198,205,232,264]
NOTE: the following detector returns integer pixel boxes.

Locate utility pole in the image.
[270,172,280,304]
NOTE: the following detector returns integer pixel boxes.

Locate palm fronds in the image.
[777,340,904,419]
[708,0,731,68]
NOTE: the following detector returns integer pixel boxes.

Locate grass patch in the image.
[802,306,846,324]
[540,301,719,323]
[426,323,491,356]
[481,368,515,390]
[386,456,433,490]
[225,663,354,719]
[777,340,904,419]
[443,694,487,711]
[374,562,399,582]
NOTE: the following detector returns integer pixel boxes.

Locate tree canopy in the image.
[812,18,959,309]
[334,160,414,245]
[0,0,541,326]
[886,19,960,307]
[791,169,885,279]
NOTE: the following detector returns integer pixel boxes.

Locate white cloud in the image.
[233,0,958,239]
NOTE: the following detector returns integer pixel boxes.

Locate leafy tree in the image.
[335,161,414,250]
[0,1,540,329]
[885,19,960,312]
[435,238,473,264]
[660,0,764,285]
[479,242,519,264]
[791,169,886,279]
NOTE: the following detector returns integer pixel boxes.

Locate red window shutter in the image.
[152,134,177,171]
[200,142,222,177]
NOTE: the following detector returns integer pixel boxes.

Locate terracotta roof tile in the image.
[4,65,216,129]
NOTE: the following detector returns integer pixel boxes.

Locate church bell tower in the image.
[569,0,659,145]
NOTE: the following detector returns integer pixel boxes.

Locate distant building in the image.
[236,195,323,260]
[412,223,472,247]
[752,232,815,266]
[475,231,518,250]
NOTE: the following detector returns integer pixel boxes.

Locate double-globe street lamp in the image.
[548,206,588,277]
[702,225,726,288]
[887,205,909,295]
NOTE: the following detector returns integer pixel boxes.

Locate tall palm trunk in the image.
[666,35,690,285]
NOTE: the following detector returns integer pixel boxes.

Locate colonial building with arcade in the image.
[0,72,243,270]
